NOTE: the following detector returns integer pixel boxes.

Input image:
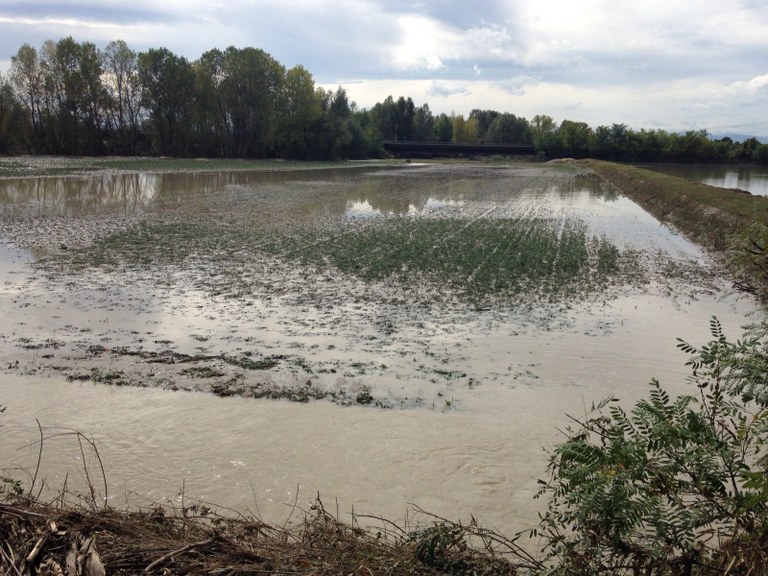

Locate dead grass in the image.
[0,494,531,576]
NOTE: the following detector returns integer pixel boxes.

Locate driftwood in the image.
[0,494,529,576]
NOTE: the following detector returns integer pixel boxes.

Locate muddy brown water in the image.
[0,162,758,541]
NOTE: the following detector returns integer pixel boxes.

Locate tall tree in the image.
[75,39,108,154]
[485,113,531,144]
[278,65,322,158]
[370,95,416,141]
[138,47,196,155]
[451,114,478,143]
[102,40,142,154]
[193,49,229,156]
[558,119,592,157]
[469,109,499,142]
[412,103,435,141]
[434,113,453,142]
[9,43,44,151]
[0,71,24,153]
[219,46,284,157]
[530,114,558,156]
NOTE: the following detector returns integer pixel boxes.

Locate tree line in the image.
[0,37,767,163]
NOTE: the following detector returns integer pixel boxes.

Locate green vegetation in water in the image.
[57,214,647,306]
[0,156,399,178]
[0,160,28,177]
[0,159,101,178]
[290,217,637,301]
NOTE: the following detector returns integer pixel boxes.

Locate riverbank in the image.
[0,492,529,575]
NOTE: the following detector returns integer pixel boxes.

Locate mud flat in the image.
[0,160,757,536]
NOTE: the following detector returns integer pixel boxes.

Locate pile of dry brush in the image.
[0,419,538,575]
[0,493,539,576]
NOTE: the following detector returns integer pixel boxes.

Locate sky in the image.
[1,0,767,139]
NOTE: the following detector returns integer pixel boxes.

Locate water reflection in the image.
[342,169,615,219]
[0,174,162,216]
[0,166,395,217]
[0,165,616,222]
[346,200,385,219]
[644,164,768,196]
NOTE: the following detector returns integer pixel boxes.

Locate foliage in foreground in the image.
[535,317,768,575]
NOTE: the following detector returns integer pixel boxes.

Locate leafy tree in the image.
[558,120,592,157]
[607,123,639,161]
[30,37,107,154]
[278,65,322,159]
[668,130,717,163]
[370,95,417,141]
[451,114,478,143]
[484,113,531,145]
[635,128,668,162]
[412,103,436,141]
[351,108,385,158]
[755,143,768,165]
[434,113,453,142]
[218,46,284,157]
[318,86,355,159]
[469,108,500,142]
[530,114,559,157]
[138,47,196,155]
[10,43,44,151]
[738,137,763,163]
[192,49,229,157]
[536,317,768,575]
[0,71,24,153]
[102,40,143,154]
[6,36,767,162]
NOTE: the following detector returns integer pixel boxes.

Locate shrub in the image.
[534,317,768,575]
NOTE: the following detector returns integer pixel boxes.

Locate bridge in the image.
[382,140,537,158]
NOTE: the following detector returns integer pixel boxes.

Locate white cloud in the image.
[463,23,518,60]
[1,0,766,135]
[428,81,470,98]
[387,14,458,72]
[720,73,768,97]
[493,76,540,96]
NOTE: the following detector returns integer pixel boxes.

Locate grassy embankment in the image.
[586,160,768,247]
[586,159,768,295]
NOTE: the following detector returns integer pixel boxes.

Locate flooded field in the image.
[0,161,757,537]
[645,163,768,196]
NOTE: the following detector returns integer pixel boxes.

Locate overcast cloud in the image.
[1,0,766,137]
